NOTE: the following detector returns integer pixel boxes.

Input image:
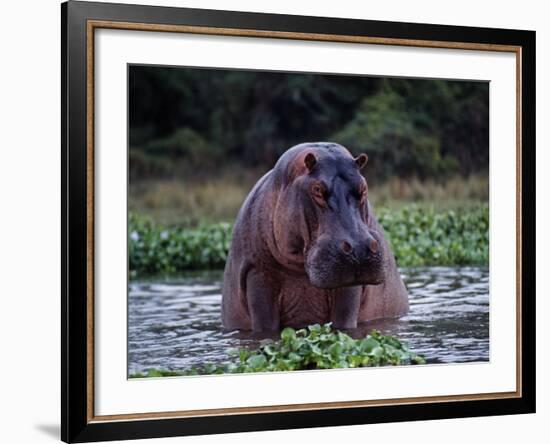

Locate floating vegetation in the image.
[129,324,426,378]
[129,204,488,277]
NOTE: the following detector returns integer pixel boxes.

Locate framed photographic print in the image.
[61,1,536,442]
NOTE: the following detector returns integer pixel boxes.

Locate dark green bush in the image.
[129,324,426,377]
[331,80,485,181]
[130,67,488,182]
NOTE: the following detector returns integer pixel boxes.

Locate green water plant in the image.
[128,213,231,277]
[129,323,426,378]
[378,204,489,267]
[128,204,488,276]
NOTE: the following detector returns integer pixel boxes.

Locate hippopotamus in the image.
[222,142,408,332]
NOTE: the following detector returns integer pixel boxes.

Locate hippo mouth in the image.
[304,244,386,289]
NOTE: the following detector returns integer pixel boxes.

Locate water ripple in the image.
[128,267,489,374]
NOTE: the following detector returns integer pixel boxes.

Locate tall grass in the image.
[371,175,488,208]
[129,172,488,227]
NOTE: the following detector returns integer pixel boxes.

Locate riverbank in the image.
[129,174,488,227]
[129,204,488,278]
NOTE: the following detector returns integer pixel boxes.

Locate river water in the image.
[128,267,489,375]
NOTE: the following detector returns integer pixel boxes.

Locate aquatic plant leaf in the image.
[129,324,426,377]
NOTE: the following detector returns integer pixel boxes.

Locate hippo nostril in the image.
[368,238,379,254]
[341,240,353,254]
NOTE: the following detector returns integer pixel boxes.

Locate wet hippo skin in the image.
[222,142,409,332]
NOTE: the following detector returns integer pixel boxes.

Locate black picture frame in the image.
[61,1,536,442]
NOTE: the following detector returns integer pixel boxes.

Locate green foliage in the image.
[128,213,231,278]
[332,79,486,180]
[143,127,217,165]
[129,324,426,378]
[129,204,488,276]
[377,204,489,267]
[129,67,488,182]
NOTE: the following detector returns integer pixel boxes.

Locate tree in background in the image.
[129,66,488,183]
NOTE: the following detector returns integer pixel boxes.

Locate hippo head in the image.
[272,142,386,289]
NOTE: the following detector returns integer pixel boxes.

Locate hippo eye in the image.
[310,182,326,204]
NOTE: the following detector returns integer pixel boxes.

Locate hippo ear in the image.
[304,152,317,171]
[355,153,369,170]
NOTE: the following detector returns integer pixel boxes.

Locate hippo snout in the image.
[305,233,386,289]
